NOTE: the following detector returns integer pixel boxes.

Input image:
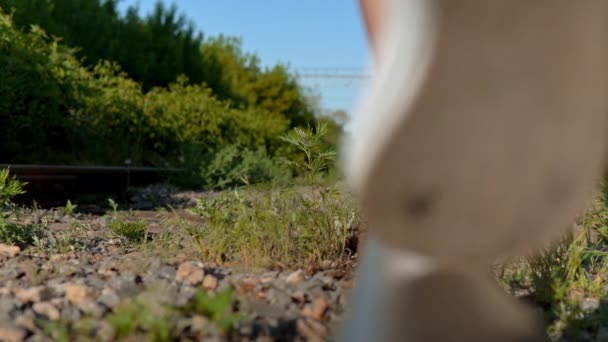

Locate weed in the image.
[0,216,41,248]
[108,298,172,341]
[499,193,608,341]
[61,199,78,216]
[181,288,243,334]
[0,168,26,209]
[187,185,358,268]
[109,218,147,244]
[280,122,336,183]
[39,319,70,342]
[108,198,119,213]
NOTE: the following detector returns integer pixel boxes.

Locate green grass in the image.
[109,217,147,244]
[40,287,242,341]
[0,216,42,248]
[185,184,358,268]
[498,192,608,341]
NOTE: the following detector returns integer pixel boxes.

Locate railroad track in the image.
[0,164,181,205]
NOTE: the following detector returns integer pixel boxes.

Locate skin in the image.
[358,0,382,57]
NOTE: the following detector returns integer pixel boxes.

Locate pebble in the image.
[32,302,60,321]
[98,288,120,309]
[14,286,52,304]
[286,270,305,284]
[0,324,26,342]
[302,297,328,321]
[581,297,600,313]
[296,318,327,342]
[0,244,20,258]
[202,274,218,290]
[176,261,205,285]
[65,285,92,305]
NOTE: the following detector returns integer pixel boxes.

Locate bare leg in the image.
[342,0,606,340]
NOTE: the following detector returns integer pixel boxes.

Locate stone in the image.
[65,285,92,305]
[202,274,219,290]
[296,318,327,342]
[14,286,52,304]
[33,302,60,321]
[78,301,105,318]
[158,265,176,280]
[176,261,205,285]
[286,270,305,284]
[581,297,600,313]
[96,321,115,342]
[302,297,328,321]
[98,288,120,309]
[0,244,20,258]
[0,324,26,342]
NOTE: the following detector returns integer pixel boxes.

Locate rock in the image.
[581,297,600,313]
[286,270,305,284]
[98,288,120,309]
[296,318,327,342]
[202,274,218,290]
[0,244,20,258]
[176,261,205,285]
[291,290,307,304]
[78,301,105,318]
[33,302,60,321]
[158,265,176,280]
[176,285,197,307]
[302,297,328,321]
[60,305,81,322]
[0,298,16,320]
[14,314,36,331]
[0,324,26,342]
[191,315,209,335]
[14,286,52,304]
[65,285,92,305]
[96,321,115,342]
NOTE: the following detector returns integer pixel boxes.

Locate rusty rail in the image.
[0,164,181,204]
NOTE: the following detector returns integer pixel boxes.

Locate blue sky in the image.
[117,0,371,113]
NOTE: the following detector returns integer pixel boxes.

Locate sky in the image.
[117,0,372,114]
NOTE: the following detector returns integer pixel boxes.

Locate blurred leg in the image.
[342,0,606,340]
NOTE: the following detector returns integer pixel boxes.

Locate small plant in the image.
[108,198,119,214]
[0,217,40,248]
[181,288,242,334]
[108,299,172,341]
[110,218,147,243]
[280,122,336,183]
[61,199,78,216]
[0,168,26,209]
[188,186,358,267]
[39,319,70,342]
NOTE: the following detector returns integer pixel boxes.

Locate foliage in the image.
[0,0,316,127]
[0,217,37,247]
[0,3,340,187]
[499,190,608,341]
[0,11,89,162]
[0,168,26,208]
[108,297,172,341]
[280,123,337,183]
[61,199,77,216]
[197,145,292,189]
[109,217,147,244]
[181,288,242,334]
[201,36,315,128]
